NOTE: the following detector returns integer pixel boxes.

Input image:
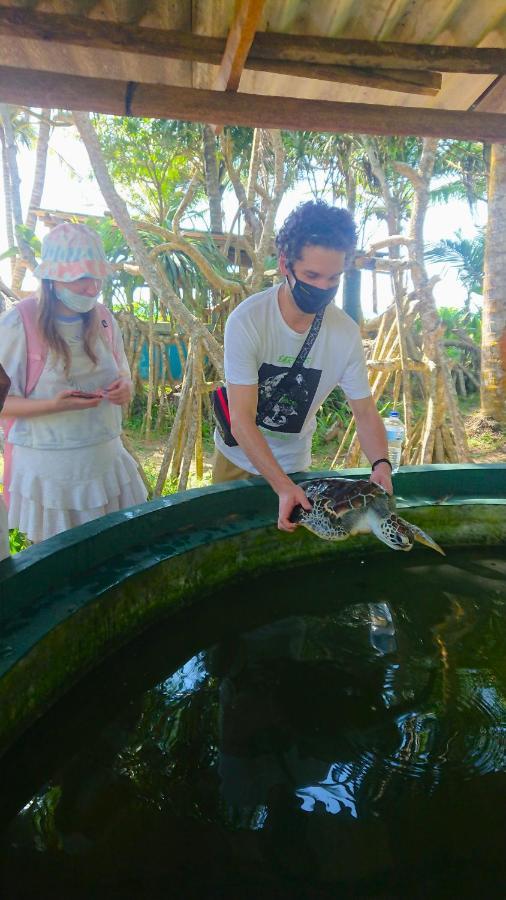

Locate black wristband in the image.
[371,457,392,472]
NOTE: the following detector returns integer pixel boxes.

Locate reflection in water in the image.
[1,550,506,898]
[296,762,360,817]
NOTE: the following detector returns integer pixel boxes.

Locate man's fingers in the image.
[278,518,297,533]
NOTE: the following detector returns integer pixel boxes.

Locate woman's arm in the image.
[1,393,102,419]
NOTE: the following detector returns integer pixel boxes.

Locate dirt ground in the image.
[128,409,506,494]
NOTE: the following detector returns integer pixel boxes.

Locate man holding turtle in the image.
[212,200,393,532]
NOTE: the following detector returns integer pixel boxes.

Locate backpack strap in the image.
[2,296,44,509]
[16,296,47,397]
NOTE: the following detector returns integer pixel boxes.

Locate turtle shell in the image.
[296,477,393,522]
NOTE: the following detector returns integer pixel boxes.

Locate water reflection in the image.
[1,551,506,898]
[296,762,360,817]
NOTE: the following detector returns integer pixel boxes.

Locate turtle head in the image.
[375,514,445,555]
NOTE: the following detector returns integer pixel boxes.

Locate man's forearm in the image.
[231,418,293,493]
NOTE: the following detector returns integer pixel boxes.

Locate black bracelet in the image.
[371,457,392,472]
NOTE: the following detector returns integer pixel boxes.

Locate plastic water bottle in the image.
[383,410,405,473]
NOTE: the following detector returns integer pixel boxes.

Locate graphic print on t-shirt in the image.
[256,362,322,433]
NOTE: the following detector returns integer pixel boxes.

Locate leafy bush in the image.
[9,528,29,554]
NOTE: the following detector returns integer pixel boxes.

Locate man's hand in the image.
[370,461,393,496]
[277,482,312,532]
[103,377,132,405]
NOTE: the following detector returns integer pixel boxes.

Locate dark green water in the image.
[1,547,505,899]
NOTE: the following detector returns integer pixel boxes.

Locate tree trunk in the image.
[202,124,223,234]
[343,268,362,324]
[73,111,224,496]
[0,123,15,280]
[342,169,362,323]
[407,138,469,462]
[481,142,506,422]
[0,104,38,280]
[145,289,155,437]
[11,109,51,293]
[73,111,223,374]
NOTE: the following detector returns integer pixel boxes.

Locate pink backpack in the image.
[2,296,116,509]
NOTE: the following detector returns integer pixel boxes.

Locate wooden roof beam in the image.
[214,0,267,92]
[0,8,505,76]
[2,67,506,142]
[211,0,267,134]
[471,76,506,112]
[249,60,440,94]
[0,8,439,96]
[251,33,506,75]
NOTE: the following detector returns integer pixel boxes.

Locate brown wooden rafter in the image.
[3,8,506,96]
[214,0,266,92]
[2,66,506,142]
[472,76,506,112]
[0,9,505,75]
[211,0,266,134]
[0,9,504,75]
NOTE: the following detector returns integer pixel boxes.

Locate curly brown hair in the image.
[275,200,356,264]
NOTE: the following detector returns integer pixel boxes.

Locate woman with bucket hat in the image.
[0,222,147,544]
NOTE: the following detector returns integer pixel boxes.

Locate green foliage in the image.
[0,246,19,262]
[9,528,29,554]
[312,387,351,453]
[437,306,482,343]
[93,116,200,224]
[425,228,484,304]
[15,224,41,254]
[432,140,487,209]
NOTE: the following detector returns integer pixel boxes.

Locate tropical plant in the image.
[425,229,484,308]
[0,105,42,289]
[93,116,200,226]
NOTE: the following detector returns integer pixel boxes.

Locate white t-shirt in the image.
[216,283,371,473]
[0,307,130,450]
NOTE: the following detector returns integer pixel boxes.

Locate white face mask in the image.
[54,283,101,314]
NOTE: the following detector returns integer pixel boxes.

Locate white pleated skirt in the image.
[8,436,148,544]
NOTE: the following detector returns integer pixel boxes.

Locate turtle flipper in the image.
[291,499,350,542]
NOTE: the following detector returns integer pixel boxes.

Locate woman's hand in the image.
[103,378,132,405]
[53,390,103,412]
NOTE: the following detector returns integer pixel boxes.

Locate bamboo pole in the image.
[155,343,195,495]
[179,394,199,491]
[145,288,155,436]
[194,344,204,481]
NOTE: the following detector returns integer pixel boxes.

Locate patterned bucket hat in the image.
[33,222,115,282]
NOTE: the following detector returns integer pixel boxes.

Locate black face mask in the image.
[288,269,339,314]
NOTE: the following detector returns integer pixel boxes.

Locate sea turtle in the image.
[289,477,445,555]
